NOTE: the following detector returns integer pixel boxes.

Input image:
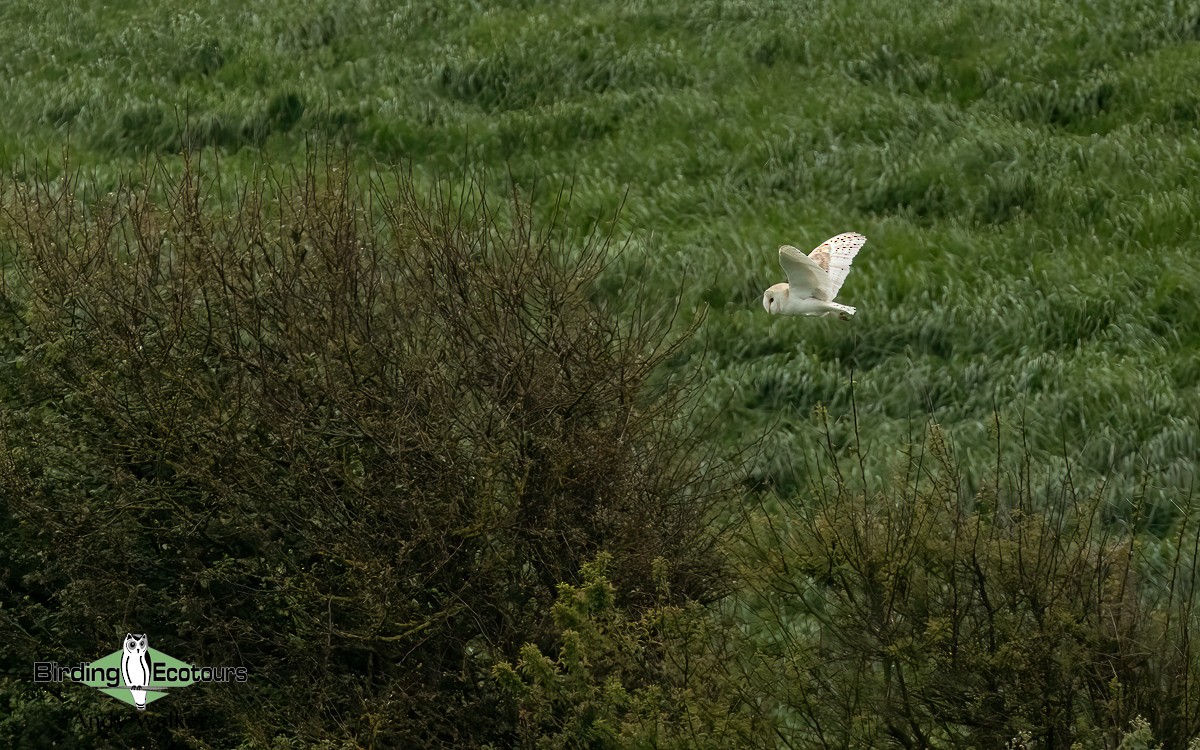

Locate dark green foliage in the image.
[730,418,1200,748]
[493,553,750,748]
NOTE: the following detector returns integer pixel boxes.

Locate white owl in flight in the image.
[762,232,866,320]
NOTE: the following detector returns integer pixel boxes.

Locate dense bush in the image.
[0,153,728,748]
[731,416,1200,749]
[492,553,752,749]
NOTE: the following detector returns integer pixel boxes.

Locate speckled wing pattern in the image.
[807,232,866,300]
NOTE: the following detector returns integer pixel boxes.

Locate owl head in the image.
[762,282,789,314]
[123,633,149,654]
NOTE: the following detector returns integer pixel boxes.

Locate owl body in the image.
[762,233,866,320]
[762,282,857,318]
[120,633,151,711]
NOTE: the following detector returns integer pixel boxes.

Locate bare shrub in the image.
[0,150,728,748]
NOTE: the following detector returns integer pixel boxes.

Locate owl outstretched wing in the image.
[807,232,866,300]
[778,244,833,299]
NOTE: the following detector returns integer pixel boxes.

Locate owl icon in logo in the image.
[120,634,152,710]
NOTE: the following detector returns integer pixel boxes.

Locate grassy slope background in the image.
[1,0,1200,743]
[6,0,1197,523]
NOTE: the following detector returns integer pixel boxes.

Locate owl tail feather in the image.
[827,303,856,320]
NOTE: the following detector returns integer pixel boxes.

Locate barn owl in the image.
[121,633,151,711]
[762,232,866,320]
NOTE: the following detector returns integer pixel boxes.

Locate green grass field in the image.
[7,0,1197,514]
[2,0,1200,746]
